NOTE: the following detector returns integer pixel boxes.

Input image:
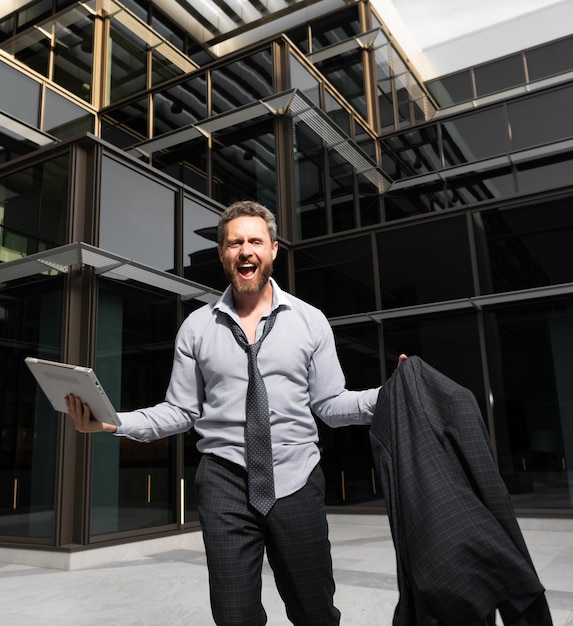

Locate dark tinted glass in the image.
[0,279,62,539]
[92,279,178,535]
[382,311,484,411]
[294,236,375,317]
[442,107,509,166]
[101,98,149,148]
[109,21,147,102]
[315,48,366,120]
[382,125,441,178]
[100,156,175,271]
[311,6,360,50]
[211,49,273,115]
[212,119,276,212]
[154,75,208,136]
[474,197,573,294]
[485,299,573,509]
[526,36,573,82]
[44,89,94,139]
[515,153,573,195]
[384,179,446,220]
[427,71,474,106]
[377,216,474,308]
[0,154,69,255]
[474,54,525,97]
[0,62,40,126]
[508,86,573,151]
[446,166,516,207]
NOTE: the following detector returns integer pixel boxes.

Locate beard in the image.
[223,259,273,295]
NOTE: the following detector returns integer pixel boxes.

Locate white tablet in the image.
[25,357,121,426]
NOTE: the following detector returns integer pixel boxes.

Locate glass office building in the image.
[1,0,572,559]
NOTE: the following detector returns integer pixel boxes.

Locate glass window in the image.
[0,279,63,539]
[0,154,69,260]
[526,36,573,82]
[286,24,310,54]
[310,6,361,50]
[100,156,175,271]
[358,174,382,227]
[474,54,525,98]
[383,180,446,220]
[325,90,351,136]
[474,197,573,294]
[515,153,573,195]
[427,70,474,107]
[211,49,273,115]
[320,323,380,506]
[52,8,94,101]
[289,55,320,106]
[108,20,147,103]
[442,107,509,166]
[151,47,186,87]
[382,125,441,178]
[0,62,40,126]
[211,119,277,213]
[329,148,356,232]
[101,98,149,149]
[294,236,375,317]
[293,118,326,239]
[44,88,94,139]
[377,217,474,308]
[485,299,573,509]
[182,197,225,291]
[153,136,208,196]
[315,48,367,120]
[382,311,485,412]
[91,279,178,535]
[446,166,516,207]
[508,86,573,151]
[153,74,208,136]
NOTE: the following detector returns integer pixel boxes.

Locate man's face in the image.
[218,216,278,296]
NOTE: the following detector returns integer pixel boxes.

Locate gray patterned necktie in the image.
[228,309,278,515]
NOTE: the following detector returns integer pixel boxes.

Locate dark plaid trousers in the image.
[196,454,340,626]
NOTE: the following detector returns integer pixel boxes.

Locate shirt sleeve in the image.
[307,312,380,427]
[114,317,203,442]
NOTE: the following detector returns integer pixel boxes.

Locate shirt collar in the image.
[214,277,292,320]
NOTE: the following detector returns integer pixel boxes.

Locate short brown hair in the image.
[218,200,277,246]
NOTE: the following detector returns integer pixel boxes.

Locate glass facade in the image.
[0,0,573,557]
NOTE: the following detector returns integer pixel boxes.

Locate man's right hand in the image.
[64,394,117,433]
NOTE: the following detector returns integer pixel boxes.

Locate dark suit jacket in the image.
[370,356,552,626]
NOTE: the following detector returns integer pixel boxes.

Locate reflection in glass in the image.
[44,89,93,139]
[294,236,375,317]
[52,8,94,101]
[427,70,474,107]
[92,279,178,535]
[311,6,361,50]
[320,322,380,506]
[526,36,573,82]
[474,54,525,98]
[211,49,273,115]
[289,55,320,106]
[446,166,515,207]
[516,154,573,195]
[0,279,62,539]
[212,119,276,212]
[384,179,446,220]
[293,118,325,238]
[0,154,69,262]
[508,86,573,152]
[0,62,41,127]
[442,107,509,166]
[315,49,366,120]
[485,300,573,509]
[377,216,473,308]
[109,21,147,103]
[100,156,175,271]
[101,98,149,149]
[474,198,573,294]
[153,75,208,136]
[183,197,225,291]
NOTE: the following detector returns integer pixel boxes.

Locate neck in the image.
[232,280,273,318]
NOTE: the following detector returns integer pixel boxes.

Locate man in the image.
[66,200,406,625]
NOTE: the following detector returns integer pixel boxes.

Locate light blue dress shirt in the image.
[116,278,380,499]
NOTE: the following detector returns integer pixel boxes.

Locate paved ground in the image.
[0,514,572,625]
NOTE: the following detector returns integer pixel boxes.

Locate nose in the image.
[239,243,253,259]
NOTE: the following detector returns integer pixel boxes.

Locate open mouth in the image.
[238,264,257,278]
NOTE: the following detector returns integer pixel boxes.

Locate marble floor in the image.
[0,514,572,625]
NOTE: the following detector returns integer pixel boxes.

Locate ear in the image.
[217,245,223,263]
[271,240,278,261]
